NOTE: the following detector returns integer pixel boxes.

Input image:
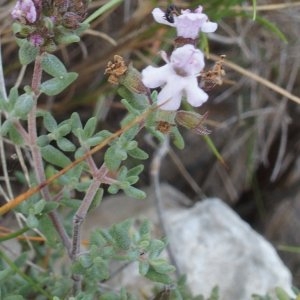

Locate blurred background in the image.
[1,0,300,286]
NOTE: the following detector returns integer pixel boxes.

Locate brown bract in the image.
[104,55,128,85]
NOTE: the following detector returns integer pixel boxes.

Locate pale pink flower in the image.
[11,0,37,24]
[152,5,217,39]
[142,44,208,111]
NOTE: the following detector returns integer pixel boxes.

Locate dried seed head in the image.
[200,55,226,92]
[105,55,128,85]
[105,56,149,95]
[156,121,172,134]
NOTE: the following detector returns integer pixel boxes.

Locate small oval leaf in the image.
[40,72,78,96]
[40,145,72,168]
[41,53,67,78]
[14,93,34,119]
[18,39,38,65]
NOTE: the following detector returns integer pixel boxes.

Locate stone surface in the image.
[164,198,294,299]
[82,184,294,299]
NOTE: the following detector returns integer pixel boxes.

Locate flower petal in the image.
[157,76,185,110]
[171,45,205,76]
[157,91,182,110]
[152,8,176,27]
[183,77,208,107]
[142,65,171,88]
[201,21,218,33]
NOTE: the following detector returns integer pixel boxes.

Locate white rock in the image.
[164,198,294,299]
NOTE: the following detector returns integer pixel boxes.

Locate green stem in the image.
[0,226,29,242]
[83,0,123,24]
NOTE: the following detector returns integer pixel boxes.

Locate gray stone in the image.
[164,198,294,299]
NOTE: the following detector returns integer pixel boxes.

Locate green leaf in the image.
[118,165,128,180]
[100,229,115,244]
[126,141,138,151]
[110,220,132,250]
[18,39,38,65]
[144,266,173,284]
[26,214,39,228]
[171,127,185,150]
[0,268,13,281]
[43,112,58,132]
[0,119,13,136]
[60,198,81,209]
[127,165,144,177]
[127,148,149,160]
[92,257,110,280]
[124,186,146,200]
[76,181,91,192]
[148,240,166,259]
[41,144,72,168]
[89,229,107,247]
[39,215,59,246]
[145,125,165,142]
[33,199,46,214]
[57,137,76,152]
[107,184,119,194]
[55,31,80,45]
[56,123,71,137]
[8,125,23,145]
[78,254,93,268]
[43,201,59,213]
[139,261,149,276]
[71,112,83,130]
[121,125,139,141]
[9,87,19,105]
[83,117,97,139]
[149,259,176,274]
[126,175,139,185]
[37,135,50,147]
[139,219,151,237]
[86,136,105,147]
[119,90,149,111]
[40,72,78,96]
[14,93,34,119]
[41,53,67,78]
[275,287,291,300]
[104,147,122,171]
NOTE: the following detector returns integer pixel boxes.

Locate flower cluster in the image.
[142,5,218,111]
[11,0,38,24]
[11,0,88,50]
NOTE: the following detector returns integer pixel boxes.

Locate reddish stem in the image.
[28,54,71,253]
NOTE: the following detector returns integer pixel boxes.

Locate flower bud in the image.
[175,110,211,135]
[62,11,82,29]
[11,0,38,24]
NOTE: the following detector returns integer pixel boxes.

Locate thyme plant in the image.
[0,0,297,299]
